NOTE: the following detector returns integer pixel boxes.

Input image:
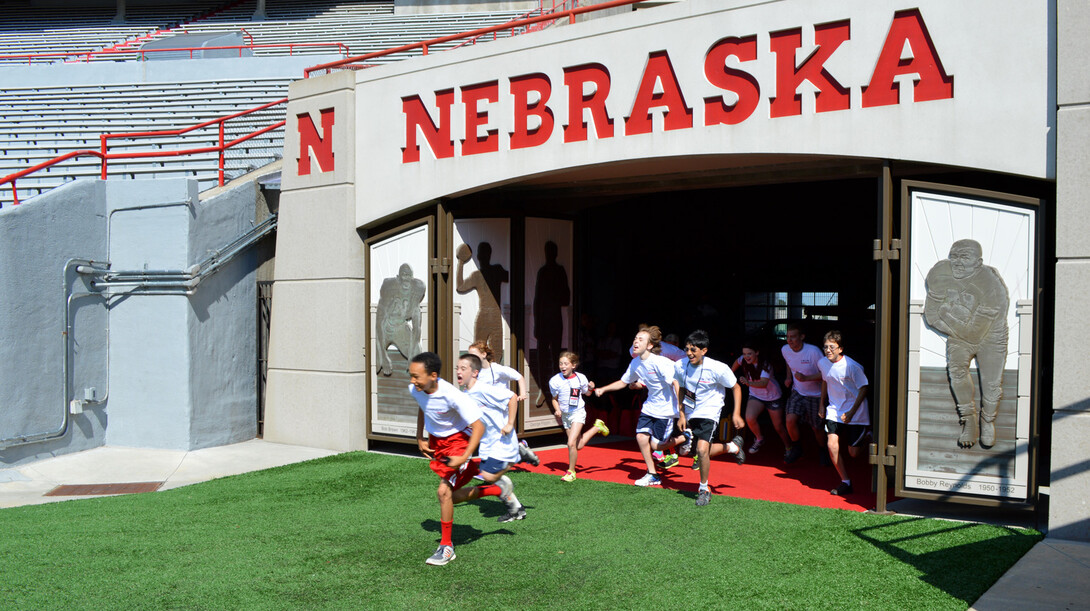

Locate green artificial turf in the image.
[0,452,1041,610]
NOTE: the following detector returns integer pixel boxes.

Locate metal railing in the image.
[0,97,287,206]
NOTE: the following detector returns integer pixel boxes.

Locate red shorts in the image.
[428,431,480,490]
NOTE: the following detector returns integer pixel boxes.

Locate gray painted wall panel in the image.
[0,179,108,464]
[187,182,258,449]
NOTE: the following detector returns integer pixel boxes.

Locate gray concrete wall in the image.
[0,180,108,465]
[1051,0,1090,541]
[104,179,196,449]
[1,176,261,465]
[187,182,259,448]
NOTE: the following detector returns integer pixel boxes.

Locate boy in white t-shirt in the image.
[549,351,610,482]
[410,352,489,566]
[676,330,746,506]
[467,340,539,466]
[457,353,528,522]
[816,330,870,496]
[595,325,688,487]
[781,325,829,465]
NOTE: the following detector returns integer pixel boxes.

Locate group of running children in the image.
[409,326,869,566]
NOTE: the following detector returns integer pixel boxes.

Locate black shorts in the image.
[688,417,718,444]
[825,420,870,447]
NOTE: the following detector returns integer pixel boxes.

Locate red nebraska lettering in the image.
[510,74,554,149]
[399,9,952,164]
[862,9,954,107]
[461,80,499,156]
[563,63,614,143]
[402,90,455,163]
[297,107,335,175]
[769,20,851,117]
[625,51,693,135]
[704,35,760,126]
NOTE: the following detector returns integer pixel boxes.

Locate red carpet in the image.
[515,436,884,512]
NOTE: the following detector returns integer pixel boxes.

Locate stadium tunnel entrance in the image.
[442,155,884,394]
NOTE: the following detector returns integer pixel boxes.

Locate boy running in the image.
[457,353,527,522]
[409,352,513,567]
[549,351,610,482]
[816,330,870,496]
[595,325,688,487]
[676,330,746,506]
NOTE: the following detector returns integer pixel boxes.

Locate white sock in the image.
[842,479,851,485]
[699,482,709,491]
[508,492,520,506]
[728,442,740,453]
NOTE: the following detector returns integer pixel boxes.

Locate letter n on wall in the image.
[297,107,335,175]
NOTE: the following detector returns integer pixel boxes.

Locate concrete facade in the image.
[258,0,1087,538]
[0,177,261,465]
[262,70,368,452]
[1050,0,1090,540]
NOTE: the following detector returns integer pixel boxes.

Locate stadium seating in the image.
[0,0,547,206]
[0,77,292,205]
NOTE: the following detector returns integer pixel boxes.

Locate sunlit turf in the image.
[0,451,1041,610]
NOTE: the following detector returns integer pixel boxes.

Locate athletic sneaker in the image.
[498,505,526,522]
[831,481,853,496]
[678,429,693,456]
[634,473,662,487]
[731,435,746,465]
[561,470,576,482]
[784,444,803,464]
[594,418,610,436]
[661,453,679,469]
[425,545,456,566]
[748,438,764,454]
[691,456,700,470]
[496,475,514,503]
[695,489,711,506]
[518,440,540,466]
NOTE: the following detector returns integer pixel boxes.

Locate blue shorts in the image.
[636,413,676,444]
[479,457,515,475]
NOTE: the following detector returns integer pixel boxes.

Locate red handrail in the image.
[0,42,350,65]
[304,0,642,77]
[0,97,287,206]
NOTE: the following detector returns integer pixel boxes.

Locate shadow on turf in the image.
[421,517,518,545]
[851,516,1042,603]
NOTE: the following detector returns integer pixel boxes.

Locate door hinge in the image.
[869,443,897,466]
[431,256,450,275]
[873,238,901,261]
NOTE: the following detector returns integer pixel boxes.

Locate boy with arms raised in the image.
[676,330,746,506]
[595,325,688,487]
[409,352,515,567]
[816,330,870,496]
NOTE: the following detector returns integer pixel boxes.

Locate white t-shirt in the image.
[477,363,522,389]
[675,356,737,420]
[733,356,783,402]
[622,354,679,419]
[467,382,519,462]
[817,355,870,425]
[548,371,591,413]
[781,343,825,398]
[409,378,483,438]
